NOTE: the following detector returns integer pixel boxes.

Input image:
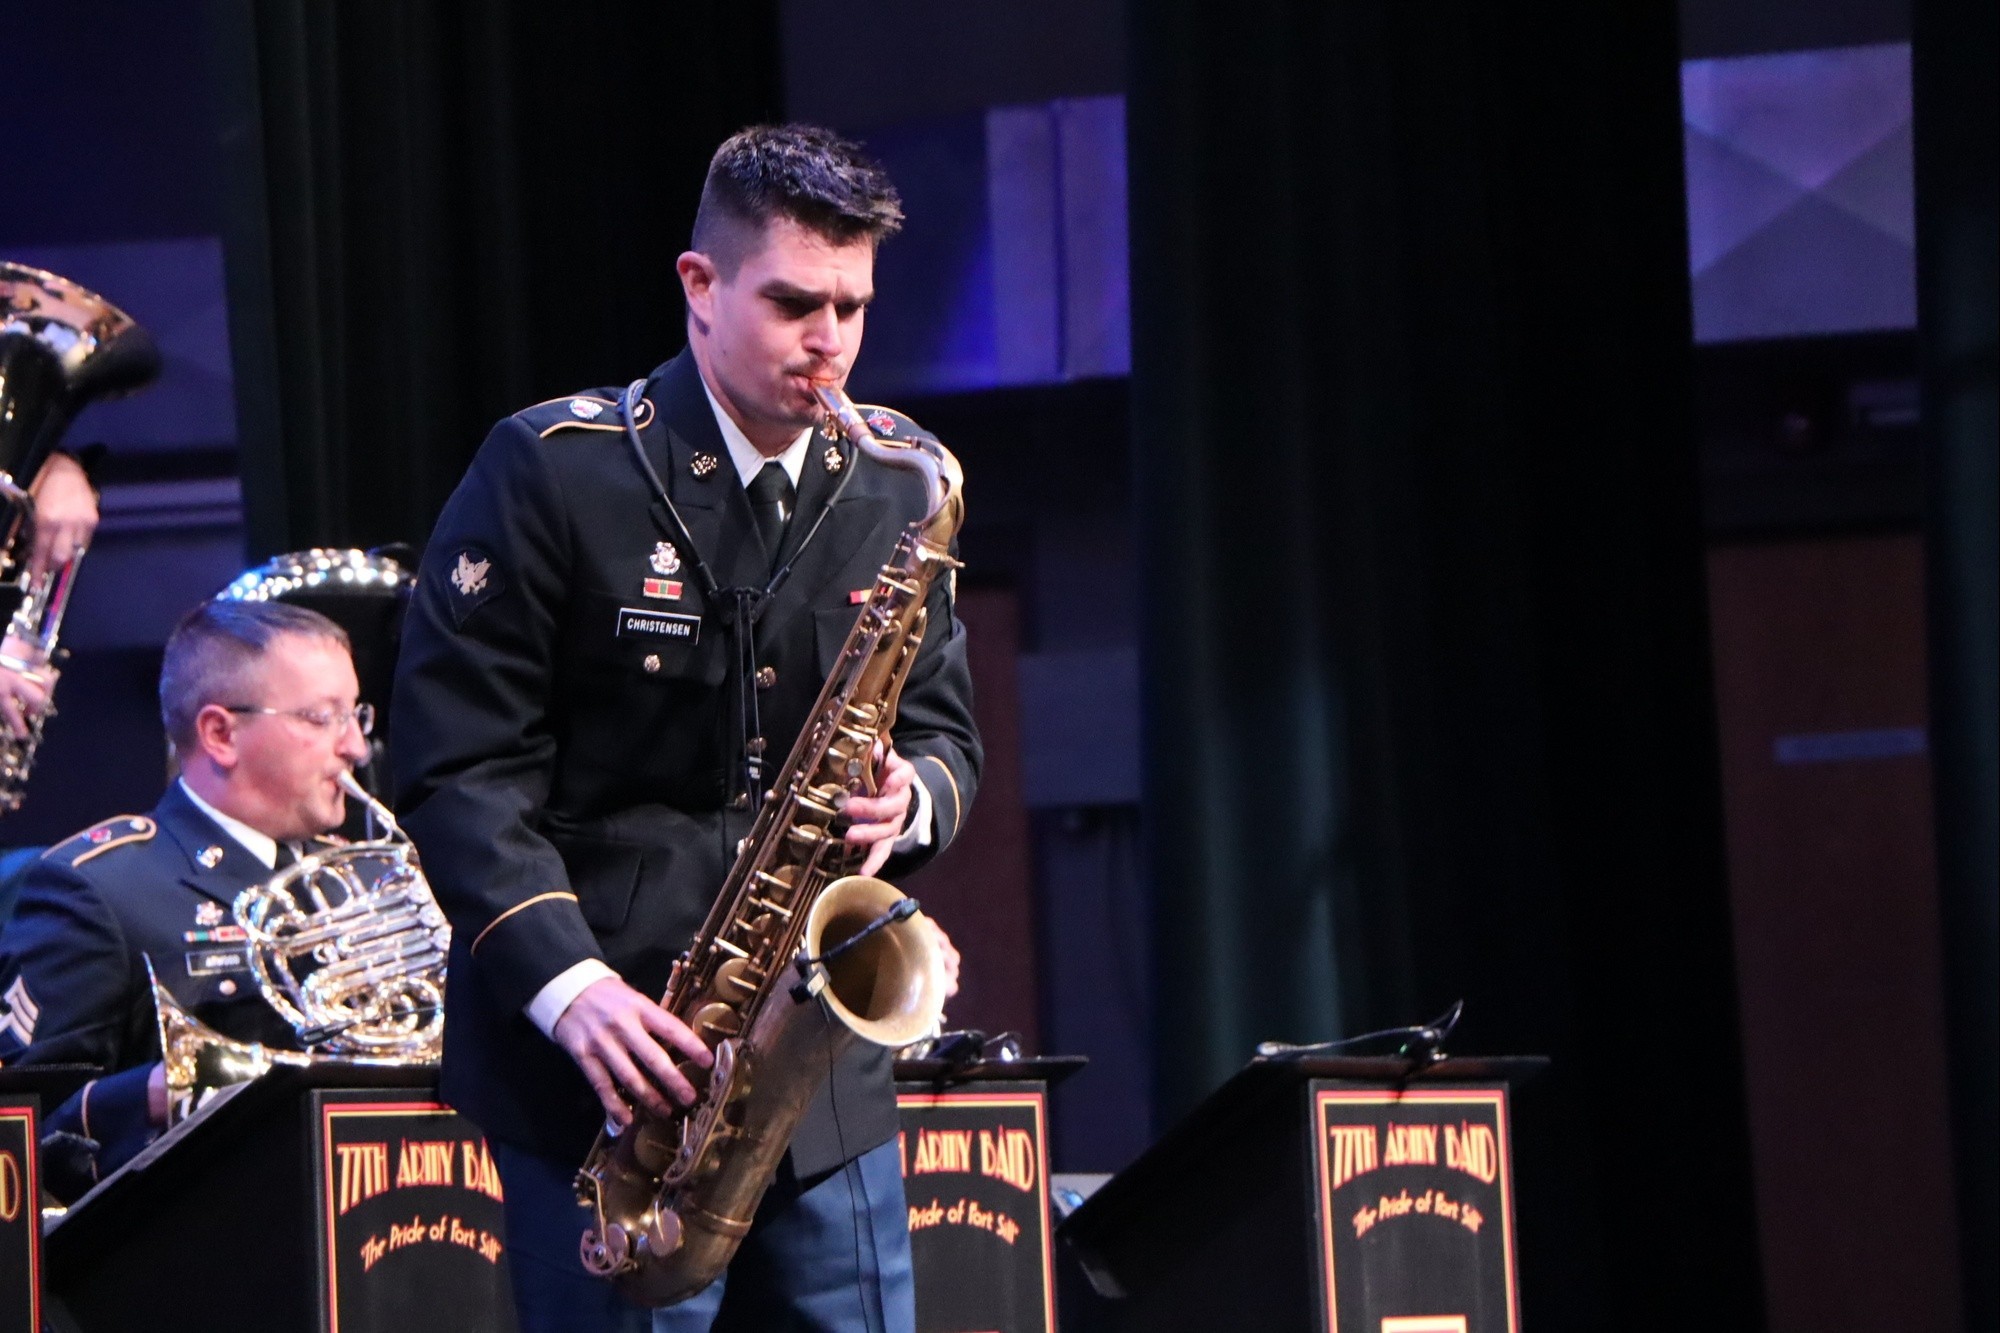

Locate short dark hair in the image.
[690,124,903,277]
[159,600,351,752]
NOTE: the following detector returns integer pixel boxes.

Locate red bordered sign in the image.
[313,1095,517,1333]
[1311,1085,1521,1333]
[896,1088,1056,1333]
[0,1103,40,1333]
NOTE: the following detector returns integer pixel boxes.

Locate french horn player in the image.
[0,601,380,1199]
[392,124,978,1332]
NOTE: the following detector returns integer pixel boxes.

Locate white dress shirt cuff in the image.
[892,771,934,854]
[527,958,619,1037]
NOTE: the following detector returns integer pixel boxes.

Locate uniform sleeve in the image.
[886,556,982,871]
[43,1063,156,1201]
[390,418,602,1018]
[0,860,135,1070]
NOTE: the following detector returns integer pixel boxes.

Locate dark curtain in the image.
[206,0,782,557]
[1128,5,1762,1328]
[1914,0,1999,1326]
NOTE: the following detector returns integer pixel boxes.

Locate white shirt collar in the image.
[178,779,280,871]
[701,377,812,488]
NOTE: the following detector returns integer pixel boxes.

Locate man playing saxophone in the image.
[0,600,374,1197]
[392,124,980,1332]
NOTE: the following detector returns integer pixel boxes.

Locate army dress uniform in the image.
[0,782,305,1196]
[391,350,980,1318]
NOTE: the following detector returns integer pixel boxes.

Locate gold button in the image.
[754,666,777,690]
[219,979,238,996]
[643,654,662,673]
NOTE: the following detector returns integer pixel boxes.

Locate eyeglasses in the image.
[222,702,375,736]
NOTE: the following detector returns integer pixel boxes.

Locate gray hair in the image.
[160,600,351,752]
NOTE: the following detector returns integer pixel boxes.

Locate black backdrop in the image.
[1914,0,1999,1326]
[207,0,782,559]
[203,2,2000,1328]
[1126,4,1764,1327]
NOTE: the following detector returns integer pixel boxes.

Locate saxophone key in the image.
[691,1001,744,1039]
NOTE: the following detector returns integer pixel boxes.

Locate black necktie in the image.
[746,461,795,573]
[273,842,299,870]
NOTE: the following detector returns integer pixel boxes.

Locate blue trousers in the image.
[490,1138,915,1333]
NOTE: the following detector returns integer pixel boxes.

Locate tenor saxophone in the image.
[574,385,961,1306]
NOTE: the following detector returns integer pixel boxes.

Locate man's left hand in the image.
[844,743,916,876]
[28,452,99,576]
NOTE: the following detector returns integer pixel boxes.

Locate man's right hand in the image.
[551,975,713,1129]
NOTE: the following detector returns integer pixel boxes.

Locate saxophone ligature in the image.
[152,772,450,1122]
[574,384,961,1306]
[0,262,160,811]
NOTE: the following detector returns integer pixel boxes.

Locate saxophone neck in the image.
[811,383,964,543]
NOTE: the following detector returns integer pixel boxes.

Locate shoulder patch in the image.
[515,393,654,439]
[46,815,157,868]
[851,404,936,445]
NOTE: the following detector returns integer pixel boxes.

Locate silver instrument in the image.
[153,772,449,1122]
[0,262,159,811]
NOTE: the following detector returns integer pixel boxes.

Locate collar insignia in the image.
[649,542,682,576]
[197,845,225,869]
[823,445,845,474]
[690,452,720,479]
[195,901,225,927]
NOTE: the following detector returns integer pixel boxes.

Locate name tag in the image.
[186,949,250,976]
[616,606,701,644]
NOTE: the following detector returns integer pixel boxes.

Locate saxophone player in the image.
[0,600,374,1197]
[392,125,980,1332]
[0,449,99,737]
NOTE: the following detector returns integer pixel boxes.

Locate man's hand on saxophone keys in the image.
[841,742,917,877]
[552,976,715,1129]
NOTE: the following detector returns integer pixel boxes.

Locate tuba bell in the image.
[0,262,160,811]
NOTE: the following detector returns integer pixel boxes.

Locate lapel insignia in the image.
[451,551,492,596]
[568,398,605,420]
[649,542,682,576]
[195,900,225,927]
[690,452,720,479]
[865,410,897,437]
[643,577,683,600]
[197,845,225,869]
[822,445,845,474]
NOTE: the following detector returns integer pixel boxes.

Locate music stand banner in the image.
[896,1087,1056,1333]
[0,1101,37,1333]
[1310,1085,1520,1333]
[311,1090,518,1333]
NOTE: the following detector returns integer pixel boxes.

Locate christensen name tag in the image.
[616,606,701,643]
